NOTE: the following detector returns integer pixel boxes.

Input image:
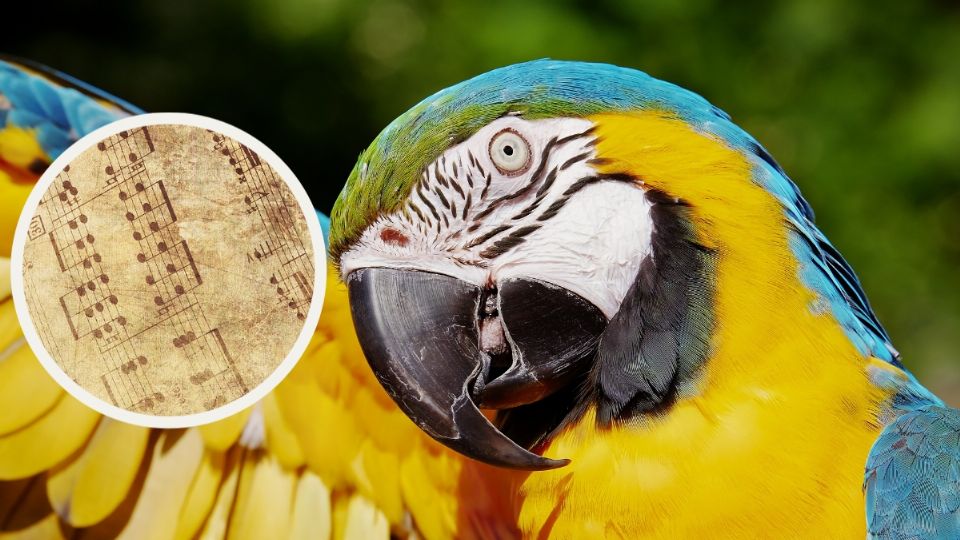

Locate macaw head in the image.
[330,60,895,470]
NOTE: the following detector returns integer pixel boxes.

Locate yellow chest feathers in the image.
[511,112,891,538]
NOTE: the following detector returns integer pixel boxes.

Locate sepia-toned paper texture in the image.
[20,124,315,416]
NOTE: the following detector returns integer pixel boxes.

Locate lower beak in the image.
[347,267,608,470]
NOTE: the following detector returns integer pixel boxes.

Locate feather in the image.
[0,470,65,538]
[227,451,295,540]
[261,393,305,469]
[354,440,403,525]
[288,471,332,540]
[0,512,68,540]
[172,449,226,540]
[107,430,204,540]
[45,419,148,527]
[198,409,250,452]
[0,297,21,353]
[0,259,9,300]
[0,339,63,436]
[196,449,242,540]
[865,406,960,539]
[334,493,389,540]
[399,443,461,540]
[0,181,34,257]
[0,396,99,480]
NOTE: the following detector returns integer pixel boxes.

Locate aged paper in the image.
[20,124,315,416]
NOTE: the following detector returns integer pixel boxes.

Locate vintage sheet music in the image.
[19,123,316,417]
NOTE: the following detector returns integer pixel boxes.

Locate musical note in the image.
[270,271,309,320]
[204,394,227,410]
[173,331,198,348]
[138,392,165,410]
[249,239,278,262]
[190,368,214,385]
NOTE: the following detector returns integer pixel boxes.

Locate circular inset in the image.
[11,113,326,427]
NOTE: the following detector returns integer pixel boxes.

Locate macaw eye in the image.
[488,128,531,176]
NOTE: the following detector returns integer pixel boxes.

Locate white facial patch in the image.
[339,116,654,319]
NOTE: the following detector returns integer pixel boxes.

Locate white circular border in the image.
[10,112,327,428]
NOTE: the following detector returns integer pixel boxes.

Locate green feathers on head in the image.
[330,98,502,262]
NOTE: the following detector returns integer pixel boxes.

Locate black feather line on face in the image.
[560,152,592,171]
[450,178,466,199]
[462,193,472,220]
[416,183,441,222]
[510,167,560,221]
[555,126,596,146]
[435,166,450,189]
[466,225,512,249]
[432,186,452,211]
[480,172,492,201]
[408,201,426,222]
[478,224,541,259]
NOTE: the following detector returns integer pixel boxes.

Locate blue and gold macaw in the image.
[0,57,957,539]
[329,60,960,538]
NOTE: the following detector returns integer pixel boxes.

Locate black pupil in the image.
[503,145,514,156]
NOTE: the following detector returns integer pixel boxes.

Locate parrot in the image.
[327,59,960,538]
[0,55,956,539]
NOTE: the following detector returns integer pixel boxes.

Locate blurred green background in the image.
[5,0,959,404]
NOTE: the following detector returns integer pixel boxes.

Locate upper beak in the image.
[346,267,607,470]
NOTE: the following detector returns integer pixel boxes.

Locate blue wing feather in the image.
[0,57,142,170]
[865,405,960,539]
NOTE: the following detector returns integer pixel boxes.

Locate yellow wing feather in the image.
[0,340,63,436]
[195,449,242,540]
[172,449,227,540]
[45,419,149,527]
[0,127,46,174]
[198,410,251,453]
[227,451,297,540]
[261,393,306,469]
[335,493,389,540]
[0,396,100,481]
[0,129,50,257]
[288,471,332,540]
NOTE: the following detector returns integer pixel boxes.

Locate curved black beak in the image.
[347,267,569,470]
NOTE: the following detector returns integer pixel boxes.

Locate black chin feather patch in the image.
[593,189,716,425]
[492,187,716,446]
